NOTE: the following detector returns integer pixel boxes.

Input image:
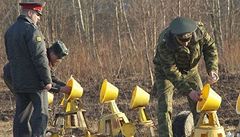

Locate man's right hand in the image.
[45,83,52,90]
[208,71,219,84]
[188,90,201,102]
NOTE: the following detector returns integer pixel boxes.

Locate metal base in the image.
[98,112,130,136]
[192,111,226,137]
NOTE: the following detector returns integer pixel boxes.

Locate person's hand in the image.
[45,83,52,90]
[188,90,201,102]
[60,86,72,94]
[208,71,219,84]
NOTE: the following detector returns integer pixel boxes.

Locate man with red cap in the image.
[19,1,45,16]
[4,1,52,137]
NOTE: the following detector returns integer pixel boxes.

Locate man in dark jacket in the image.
[47,40,71,93]
[153,17,219,137]
[3,40,71,136]
[4,40,71,94]
[4,2,52,137]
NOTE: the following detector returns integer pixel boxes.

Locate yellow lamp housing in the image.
[47,92,54,105]
[65,76,83,101]
[196,84,222,112]
[98,80,133,136]
[130,86,150,109]
[130,86,152,123]
[100,79,119,103]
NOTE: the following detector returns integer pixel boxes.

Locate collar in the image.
[17,14,37,27]
[193,27,204,41]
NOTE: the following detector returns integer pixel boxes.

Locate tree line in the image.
[0,0,240,85]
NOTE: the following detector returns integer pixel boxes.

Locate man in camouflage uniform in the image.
[4,2,52,137]
[153,17,219,137]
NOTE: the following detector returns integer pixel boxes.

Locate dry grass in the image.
[0,121,12,137]
[219,41,240,74]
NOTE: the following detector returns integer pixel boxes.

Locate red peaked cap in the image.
[19,2,46,15]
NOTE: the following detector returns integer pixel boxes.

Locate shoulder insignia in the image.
[36,36,42,42]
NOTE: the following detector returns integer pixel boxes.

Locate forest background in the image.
[0,0,240,136]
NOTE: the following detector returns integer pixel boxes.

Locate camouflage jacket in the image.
[153,22,218,93]
[4,15,52,92]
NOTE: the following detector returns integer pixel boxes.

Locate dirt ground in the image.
[0,74,240,137]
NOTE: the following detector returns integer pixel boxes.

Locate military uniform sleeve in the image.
[51,70,66,86]
[26,27,52,86]
[153,41,193,95]
[50,69,66,93]
[199,24,218,74]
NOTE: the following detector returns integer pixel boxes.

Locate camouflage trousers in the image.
[155,70,203,137]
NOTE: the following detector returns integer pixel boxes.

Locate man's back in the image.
[4,15,51,93]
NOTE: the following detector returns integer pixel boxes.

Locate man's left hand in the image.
[60,86,72,94]
[188,90,201,102]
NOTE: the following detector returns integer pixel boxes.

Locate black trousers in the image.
[13,91,48,137]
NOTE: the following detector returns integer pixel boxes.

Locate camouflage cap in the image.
[169,17,197,35]
[49,40,69,59]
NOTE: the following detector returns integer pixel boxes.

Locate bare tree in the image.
[215,0,223,48]
[159,0,166,27]
[72,0,82,43]
[141,1,154,85]
[205,0,223,52]
[120,0,137,53]
[227,0,234,41]
[1,0,240,94]
[115,0,123,77]
[177,0,181,16]
[77,0,86,32]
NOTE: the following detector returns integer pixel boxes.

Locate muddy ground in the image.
[0,74,240,137]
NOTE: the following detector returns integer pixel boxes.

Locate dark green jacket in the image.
[50,69,66,93]
[3,63,65,93]
[4,15,52,92]
[153,22,218,94]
